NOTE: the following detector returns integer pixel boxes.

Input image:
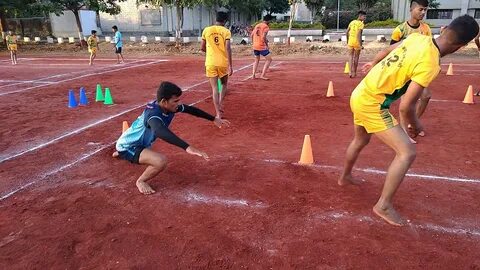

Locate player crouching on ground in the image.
[113,81,230,195]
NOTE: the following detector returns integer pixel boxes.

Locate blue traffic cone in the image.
[79,87,88,105]
[68,89,78,108]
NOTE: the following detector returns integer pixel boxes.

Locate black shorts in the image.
[118,146,145,164]
[115,47,122,54]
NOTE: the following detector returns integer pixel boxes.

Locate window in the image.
[427,9,453,19]
[140,9,161,25]
[475,9,480,19]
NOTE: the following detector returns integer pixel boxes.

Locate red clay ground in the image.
[0,54,479,269]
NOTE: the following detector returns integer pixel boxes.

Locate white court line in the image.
[0,143,113,201]
[262,159,480,184]
[0,60,165,96]
[0,80,54,84]
[314,211,480,237]
[0,62,254,164]
[17,57,165,62]
[0,59,146,90]
[184,191,265,208]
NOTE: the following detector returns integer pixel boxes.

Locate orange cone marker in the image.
[463,85,474,104]
[446,63,454,75]
[326,81,335,97]
[122,121,129,133]
[299,135,314,165]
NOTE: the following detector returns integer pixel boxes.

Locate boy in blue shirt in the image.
[112,25,124,64]
[113,81,230,194]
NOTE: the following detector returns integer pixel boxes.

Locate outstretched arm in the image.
[179,104,231,128]
[148,117,210,160]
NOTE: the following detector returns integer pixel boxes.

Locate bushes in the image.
[365,19,402,28]
[320,7,392,29]
[267,21,326,30]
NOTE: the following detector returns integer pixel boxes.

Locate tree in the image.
[303,0,324,23]
[264,0,289,15]
[355,0,376,11]
[287,0,300,46]
[40,0,125,45]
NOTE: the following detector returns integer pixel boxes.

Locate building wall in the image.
[50,10,101,38]
[99,1,251,35]
[392,0,480,27]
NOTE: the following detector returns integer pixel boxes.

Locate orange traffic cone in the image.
[326,81,335,97]
[446,63,454,75]
[298,135,314,165]
[463,85,474,104]
[122,121,129,133]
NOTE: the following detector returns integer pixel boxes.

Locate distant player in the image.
[346,11,366,78]
[6,31,18,65]
[112,25,124,64]
[113,81,230,195]
[251,15,273,80]
[339,15,479,226]
[88,30,99,66]
[201,11,233,119]
[391,0,432,140]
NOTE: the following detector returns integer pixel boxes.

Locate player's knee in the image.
[400,146,416,162]
[152,155,167,170]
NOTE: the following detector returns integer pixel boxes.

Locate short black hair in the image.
[157,81,182,102]
[91,30,97,34]
[216,12,229,23]
[411,0,429,8]
[263,14,274,21]
[112,25,118,30]
[358,10,366,16]
[446,14,480,45]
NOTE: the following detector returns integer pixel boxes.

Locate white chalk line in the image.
[0,59,147,90]
[16,57,166,62]
[184,190,265,208]
[0,79,54,83]
[0,142,113,201]
[0,62,254,164]
[314,211,480,237]
[0,60,160,95]
[261,159,480,184]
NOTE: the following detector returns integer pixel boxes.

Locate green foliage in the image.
[264,0,289,14]
[267,21,325,29]
[365,19,401,28]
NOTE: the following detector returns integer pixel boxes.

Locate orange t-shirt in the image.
[252,22,269,51]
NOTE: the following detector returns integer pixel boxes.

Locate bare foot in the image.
[112,151,119,158]
[418,131,425,137]
[338,174,364,186]
[136,180,155,195]
[259,76,269,80]
[373,204,405,226]
[251,74,256,79]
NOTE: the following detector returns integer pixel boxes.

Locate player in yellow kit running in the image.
[346,11,366,78]
[339,15,479,226]
[88,30,99,66]
[6,31,18,65]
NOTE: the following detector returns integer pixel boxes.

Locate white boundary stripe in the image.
[0,63,254,164]
[0,80,54,83]
[184,191,265,208]
[16,57,166,62]
[0,142,113,201]
[262,159,480,184]
[315,211,480,237]
[0,59,146,90]
[0,60,164,96]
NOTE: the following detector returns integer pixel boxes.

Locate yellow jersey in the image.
[391,21,431,43]
[87,35,98,49]
[347,20,364,45]
[354,33,441,109]
[202,25,231,67]
[6,35,17,45]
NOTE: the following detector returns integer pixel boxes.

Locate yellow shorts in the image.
[88,47,97,54]
[350,88,398,133]
[206,66,228,78]
[347,41,361,51]
[8,44,17,51]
